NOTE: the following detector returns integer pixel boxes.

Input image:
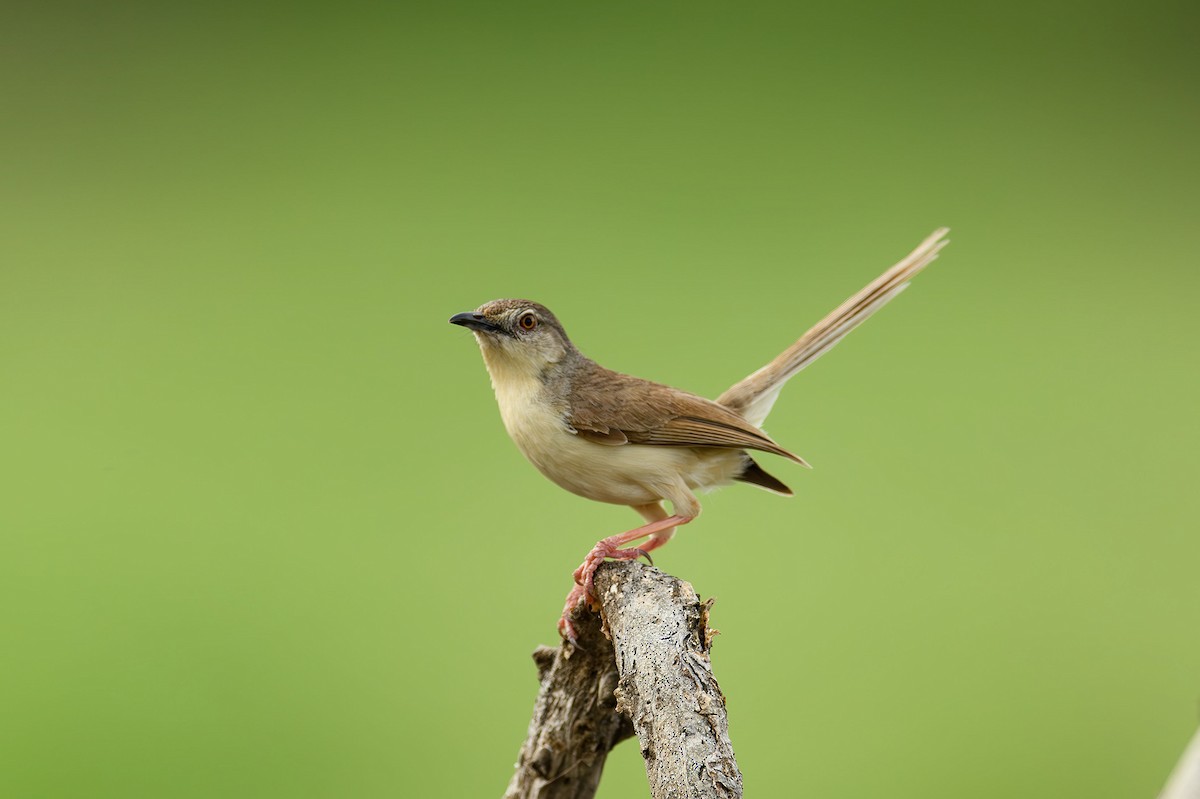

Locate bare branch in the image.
[505,562,741,799]
[595,562,742,799]
[503,598,633,799]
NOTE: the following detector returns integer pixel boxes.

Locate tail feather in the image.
[719,228,949,427]
[736,456,793,495]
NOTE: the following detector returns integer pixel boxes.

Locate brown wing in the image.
[566,362,808,465]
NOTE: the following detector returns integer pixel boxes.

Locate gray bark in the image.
[502,586,634,799]
[505,561,742,799]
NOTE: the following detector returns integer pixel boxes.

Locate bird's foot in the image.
[572,538,653,597]
[557,584,588,644]
[555,514,692,644]
[556,537,653,644]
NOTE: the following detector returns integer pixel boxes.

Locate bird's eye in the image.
[518,313,538,331]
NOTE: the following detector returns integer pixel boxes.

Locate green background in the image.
[3,2,1197,797]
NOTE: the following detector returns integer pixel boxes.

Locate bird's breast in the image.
[493,374,617,495]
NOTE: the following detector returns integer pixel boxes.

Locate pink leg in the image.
[631,501,677,555]
[558,511,694,643]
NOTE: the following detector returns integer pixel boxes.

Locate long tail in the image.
[718,228,949,428]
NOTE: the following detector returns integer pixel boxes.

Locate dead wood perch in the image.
[504,561,742,799]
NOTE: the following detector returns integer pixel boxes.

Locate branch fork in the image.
[505,561,742,799]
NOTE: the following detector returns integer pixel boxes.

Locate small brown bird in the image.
[451,229,948,641]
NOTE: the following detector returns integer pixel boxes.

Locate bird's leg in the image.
[570,514,688,591]
[558,511,694,643]
[631,500,677,555]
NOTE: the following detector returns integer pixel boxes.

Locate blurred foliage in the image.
[1,1,1197,797]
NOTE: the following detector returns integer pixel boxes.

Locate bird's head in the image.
[450,299,575,376]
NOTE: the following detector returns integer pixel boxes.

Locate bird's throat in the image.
[477,338,554,438]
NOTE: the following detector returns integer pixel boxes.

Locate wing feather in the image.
[566,364,808,465]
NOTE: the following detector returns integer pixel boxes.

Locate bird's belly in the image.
[504,402,743,506]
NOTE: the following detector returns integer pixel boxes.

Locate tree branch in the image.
[505,561,742,799]
[503,581,633,799]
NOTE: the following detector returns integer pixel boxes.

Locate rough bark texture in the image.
[503,593,634,799]
[597,562,742,799]
[505,561,741,799]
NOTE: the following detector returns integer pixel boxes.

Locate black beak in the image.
[449,312,501,334]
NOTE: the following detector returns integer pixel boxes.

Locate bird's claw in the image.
[558,584,589,646]
[559,540,657,642]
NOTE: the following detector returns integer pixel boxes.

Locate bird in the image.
[450,228,948,642]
